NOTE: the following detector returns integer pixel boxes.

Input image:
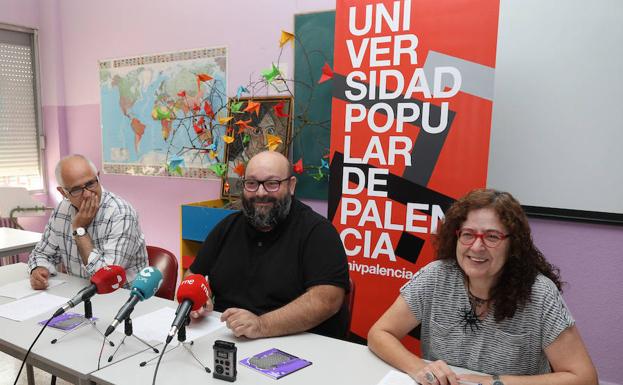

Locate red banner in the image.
[329,0,500,349]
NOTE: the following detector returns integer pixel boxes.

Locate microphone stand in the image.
[50,298,114,346]
[107,316,159,362]
[139,318,211,373]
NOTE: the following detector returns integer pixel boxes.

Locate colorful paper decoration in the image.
[223,134,235,144]
[233,163,246,177]
[235,119,253,133]
[218,116,233,124]
[311,168,324,181]
[210,163,227,176]
[177,90,186,97]
[236,86,249,99]
[230,101,244,113]
[318,62,334,84]
[279,30,295,47]
[243,100,261,116]
[273,101,289,118]
[196,73,213,91]
[204,101,215,118]
[321,158,329,169]
[293,159,304,174]
[265,134,283,151]
[262,64,281,83]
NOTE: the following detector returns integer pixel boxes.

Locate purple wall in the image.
[530,218,623,385]
[1,0,622,383]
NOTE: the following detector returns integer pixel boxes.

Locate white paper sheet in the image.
[0,278,66,299]
[0,292,69,321]
[377,370,416,385]
[127,307,225,343]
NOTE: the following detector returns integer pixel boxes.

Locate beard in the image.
[242,193,292,230]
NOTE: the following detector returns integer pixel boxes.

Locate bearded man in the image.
[187,151,350,340]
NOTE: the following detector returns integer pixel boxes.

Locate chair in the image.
[146,245,178,300]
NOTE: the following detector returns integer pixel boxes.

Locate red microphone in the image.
[53,265,127,317]
[167,274,209,342]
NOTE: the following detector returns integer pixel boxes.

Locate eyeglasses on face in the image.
[241,177,291,192]
[65,177,99,197]
[456,229,510,248]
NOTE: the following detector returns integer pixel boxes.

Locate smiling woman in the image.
[367,189,598,385]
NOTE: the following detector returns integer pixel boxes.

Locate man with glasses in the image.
[28,154,147,288]
[188,151,350,340]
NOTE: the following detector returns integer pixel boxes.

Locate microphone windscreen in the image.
[176,274,209,311]
[91,265,127,294]
[131,266,163,300]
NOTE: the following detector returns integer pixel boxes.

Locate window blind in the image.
[0,26,43,191]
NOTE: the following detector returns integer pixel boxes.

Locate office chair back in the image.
[146,245,178,300]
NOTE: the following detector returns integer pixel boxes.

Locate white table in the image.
[0,227,42,258]
[89,320,480,385]
[0,263,177,385]
[0,263,482,385]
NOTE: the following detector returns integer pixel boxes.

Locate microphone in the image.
[104,266,163,337]
[53,265,126,318]
[166,274,209,343]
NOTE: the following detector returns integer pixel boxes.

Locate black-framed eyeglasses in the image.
[242,177,291,192]
[456,229,510,248]
[65,177,99,197]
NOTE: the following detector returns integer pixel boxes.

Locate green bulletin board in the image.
[293,11,335,200]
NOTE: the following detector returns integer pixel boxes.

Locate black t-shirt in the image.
[190,198,350,339]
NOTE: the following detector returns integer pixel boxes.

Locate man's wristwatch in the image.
[72,227,86,237]
[492,375,504,385]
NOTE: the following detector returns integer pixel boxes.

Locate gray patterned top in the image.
[400,260,574,375]
[28,189,147,282]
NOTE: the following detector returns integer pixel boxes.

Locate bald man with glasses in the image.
[187,151,350,340]
[28,154,147,288]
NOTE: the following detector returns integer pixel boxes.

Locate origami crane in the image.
[235,119,253,133]
[321,158,329,169]
[243,100,260,116]
[311,168,325,181]
[236,86,249,99]
[293,158,304,174]
[177,90,186,97]
[262,64,281,83]
[218,116,233,125]
[223,134,235,144]
[196,73,213,92]
[273,101,289,118]
[318,62,334,84]
[233,163,246,177]
[210,163,227,176]
[265,134,283,151]
[204,101,215,118]
[279,30,295,47]
[230,101,244,113]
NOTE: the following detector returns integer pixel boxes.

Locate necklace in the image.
[467,290,490,307]
[460,288,490,334]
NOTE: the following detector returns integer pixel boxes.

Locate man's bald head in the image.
[245,151,292,180]
[55,154,98,188]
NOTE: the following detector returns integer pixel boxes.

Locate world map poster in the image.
[99,47,227,179]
